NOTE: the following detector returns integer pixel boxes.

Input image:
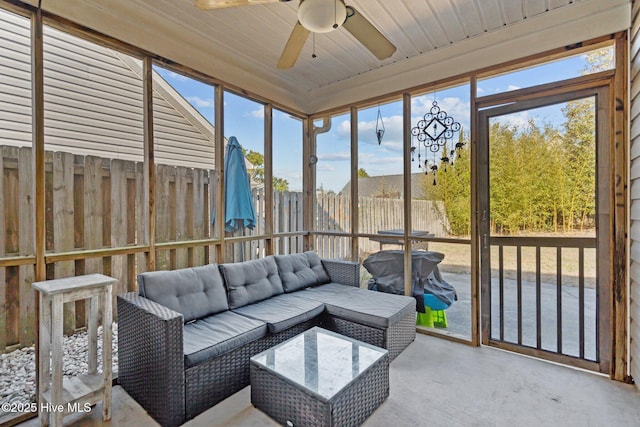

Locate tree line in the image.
[422,98,596,236]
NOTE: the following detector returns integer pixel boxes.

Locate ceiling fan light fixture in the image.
[298,0,346,33]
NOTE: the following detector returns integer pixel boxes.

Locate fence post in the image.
[53,152,76,333]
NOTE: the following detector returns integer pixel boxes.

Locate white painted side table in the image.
[32,274,116,427]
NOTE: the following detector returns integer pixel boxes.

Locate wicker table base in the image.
[250,327,389,427]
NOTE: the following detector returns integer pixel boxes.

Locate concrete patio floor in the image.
[18,332,640,427]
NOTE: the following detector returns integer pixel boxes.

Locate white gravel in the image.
[0,323,118,417]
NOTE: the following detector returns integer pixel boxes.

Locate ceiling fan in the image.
[195,0,397,69]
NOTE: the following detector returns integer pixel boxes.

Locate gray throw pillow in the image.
[138,263,228,323]
[275,251,331,292]
[219,256,284,309]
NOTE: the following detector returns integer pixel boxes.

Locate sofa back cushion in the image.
[275,251,331,293]
[219,256,284,309]
[138,264,228,323]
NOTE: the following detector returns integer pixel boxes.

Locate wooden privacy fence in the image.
[314,192,447,259]
[1,147,219,351]
[0,147,312,352]
[0,147,151,351]
[272,190,304,256]
[154,163,215,270]
[0,146,447,353]
[224,189,305,263]
[1,147,36,354]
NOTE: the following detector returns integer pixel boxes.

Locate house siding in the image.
[0,10,32,146]
[43,23,146,160]
[630,0,640,389]
[0,10,215,169]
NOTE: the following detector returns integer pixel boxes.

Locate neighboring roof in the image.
[340,173,428,199]
[0,11,219,169]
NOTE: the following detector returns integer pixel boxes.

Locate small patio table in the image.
[32,274,116,427]
[250,327,389,426]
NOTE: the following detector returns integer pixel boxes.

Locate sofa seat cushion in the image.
[220,256,284,309]
[274,251,331,292]
[297,283,416,329]
[232,293,325,333]
[138,264,228,323]
[183,311,267,368]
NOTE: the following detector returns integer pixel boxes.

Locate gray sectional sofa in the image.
[117,251,416,427]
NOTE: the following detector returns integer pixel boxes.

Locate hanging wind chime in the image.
[411,99,463,185]
[375,105,385,144]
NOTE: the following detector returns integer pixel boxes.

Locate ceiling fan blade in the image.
[195,0,280,10]
[343,6,396,60]
[277,22,310,69]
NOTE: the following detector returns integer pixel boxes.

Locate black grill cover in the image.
[363,250,457,312]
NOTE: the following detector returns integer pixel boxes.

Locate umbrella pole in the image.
[236,229,244,261]
[225,229,245,262]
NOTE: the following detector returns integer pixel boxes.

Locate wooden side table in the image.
[32,274,117,427]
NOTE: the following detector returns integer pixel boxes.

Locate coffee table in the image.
[250,327,389,427]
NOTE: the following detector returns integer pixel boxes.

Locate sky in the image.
[155,49,609,193]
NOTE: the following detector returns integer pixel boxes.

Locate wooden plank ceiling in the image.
[126,0,575,90]
[19,0,630,112]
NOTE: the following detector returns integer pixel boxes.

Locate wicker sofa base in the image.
[184,319,320,420]
[186,312,414,421]
[321,310,416,361]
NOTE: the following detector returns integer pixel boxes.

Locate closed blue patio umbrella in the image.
[222,136,256,233]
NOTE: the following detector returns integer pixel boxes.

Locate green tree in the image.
[560,98,595,230]
[358,168,369,178]
[417,49,607,236]
[551,47,611,230]
[486,49,606,234]
[421,135,471,236]
[488,120,561,234]
[273,177,289,192]
[241,148,290,191]
[244,149,265,183]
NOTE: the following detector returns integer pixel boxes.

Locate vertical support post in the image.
[143,57,156,271]
[264,104,274,255]
[32,4,45,406]
[470,76,481,346]
[32,0,45,283]
[350,107,359,262]
[499,244,504,341]
[517,246,522,345]
[214,86,225,262]
[402,93,412,297]
[302,117,313,252]
[477,108,491,346]
[50,293,63,427]
[88,296,98,374]
[102,284,113,421]
[536,246,542,349]
[556,246,563,353]
[596,83,614,375]
[579,247,585,358]
[38,293,50,426]
[611,33,628,381]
